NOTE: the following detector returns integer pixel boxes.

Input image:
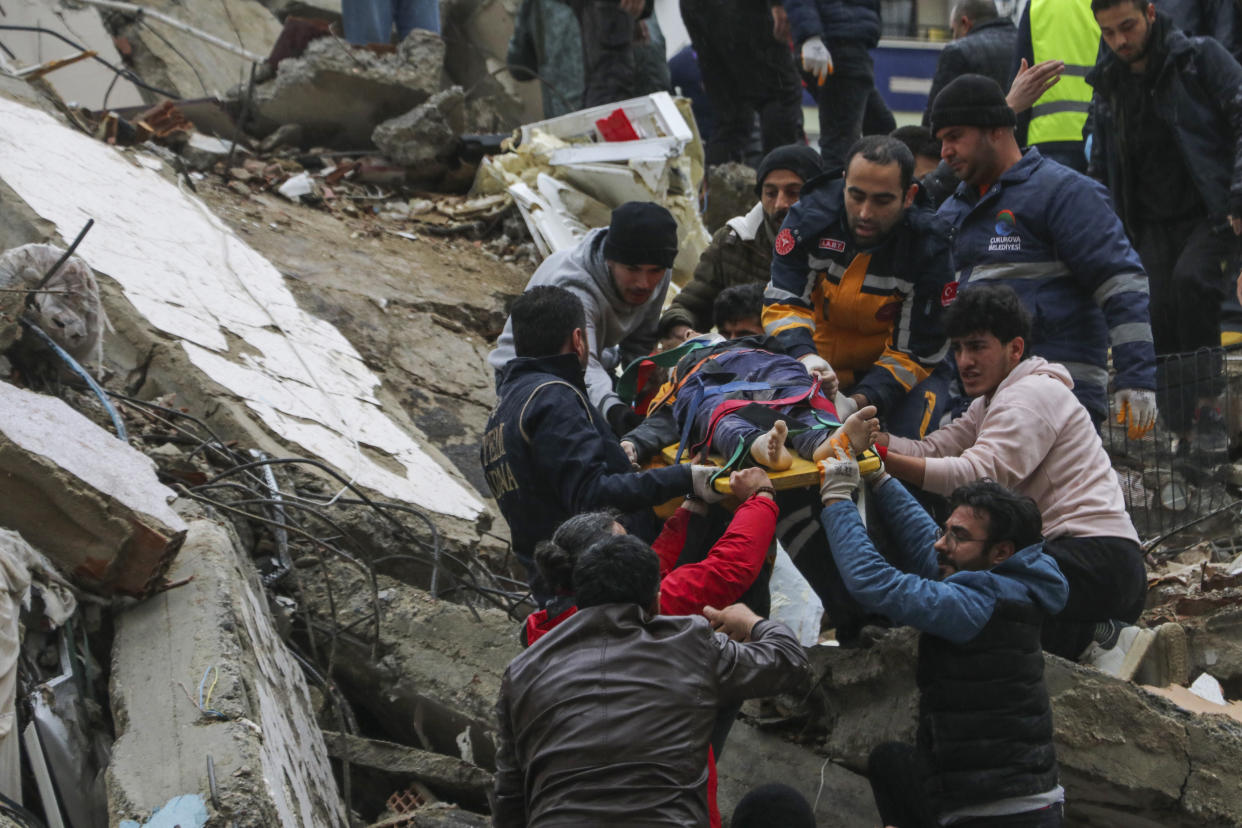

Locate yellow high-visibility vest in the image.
[1028,0,1100,144]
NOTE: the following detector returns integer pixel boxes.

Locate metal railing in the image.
[1106,346,1240,544]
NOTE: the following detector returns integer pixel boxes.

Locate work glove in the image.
[690,464,728,504]
[860,447,891,489]
[799,353,839,396]
[834,391,858,422]
[800,35,833,84]
[606,402,642,439]
[818,446,860,504]
[1114,388,1157,440]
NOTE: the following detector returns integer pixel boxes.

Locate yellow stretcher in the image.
[657,444,881,494]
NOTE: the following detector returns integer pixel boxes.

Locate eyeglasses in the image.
[934,526,990,548]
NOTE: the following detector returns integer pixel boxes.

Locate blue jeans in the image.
[342,0,440,43]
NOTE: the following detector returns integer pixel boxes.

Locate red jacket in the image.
[653,495,778,617]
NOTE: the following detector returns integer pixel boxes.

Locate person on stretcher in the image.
[620,333,879,472]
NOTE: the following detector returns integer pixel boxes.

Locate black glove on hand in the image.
[606,403,642,438]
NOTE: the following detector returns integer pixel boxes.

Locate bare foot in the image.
[750,420,794,471]
[814,405,879,461]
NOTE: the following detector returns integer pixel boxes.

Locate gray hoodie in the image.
[488,228,670,418]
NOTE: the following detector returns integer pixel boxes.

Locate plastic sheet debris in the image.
[118,795,209,828]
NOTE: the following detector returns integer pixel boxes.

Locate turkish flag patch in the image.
[775,228,796,256]
[941,281,959,307]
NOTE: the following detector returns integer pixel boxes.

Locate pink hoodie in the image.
[887,357,1139,543]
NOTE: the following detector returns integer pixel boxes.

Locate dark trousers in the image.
[1134,216,1234,433]
[813,41,895,170]
[868,742,1065,828]
[571,0,638,107]
[680,0,804,164]
[1040,535,1147,660]
[880,360,955,441]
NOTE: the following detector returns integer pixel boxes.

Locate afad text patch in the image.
[818,238,846,253]
[775,228,796,256]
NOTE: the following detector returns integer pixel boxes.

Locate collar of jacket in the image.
[968,17,1014,33]
[725,202,767,241]
[1087,10,1188,89]
[951,147,1045,205]
[499,352,586,389]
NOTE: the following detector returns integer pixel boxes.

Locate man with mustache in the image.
[762,135,956,438]
[661,145,826,343]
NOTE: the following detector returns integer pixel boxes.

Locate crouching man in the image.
[492,534,809,827]
[818,459,1068,827]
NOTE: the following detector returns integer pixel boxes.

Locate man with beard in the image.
[661,145,826,342]
[930,74,1156,433]
[762,135,956,439]
[1087,0,1242,457]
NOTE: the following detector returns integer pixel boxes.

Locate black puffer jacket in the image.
[917,600,1059,815]
[1087,12,1242,227]
[784,0,881,48]
[923,18,1018,125]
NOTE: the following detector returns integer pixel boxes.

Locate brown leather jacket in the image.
[492,603,809,827]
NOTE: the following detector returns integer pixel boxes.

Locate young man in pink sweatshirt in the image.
[876,284,1158,679]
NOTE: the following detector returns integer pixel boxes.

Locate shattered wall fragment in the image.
[0,381,185,596]
[109,513,347,827]
[0,93,485,523]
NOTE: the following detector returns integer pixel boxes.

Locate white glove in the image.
[834,391,858,422]
[1114,388,1157,439]
[818,447,860,504]
[799,353,839,396]
[690,464,728,504]
[800,35,833,84]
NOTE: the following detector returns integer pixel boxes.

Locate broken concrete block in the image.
[105,0,283,100]
[0,381,185,596]
[250,29,446,147]
[373,87,466,168]
[108,513,347,827]
[809,628,1242,827]
[321,730,492,808]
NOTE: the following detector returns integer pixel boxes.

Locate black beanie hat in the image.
[928,73,1017,135]
[731,783,816,828]
[754,144,827,197]
[602,201,679,269]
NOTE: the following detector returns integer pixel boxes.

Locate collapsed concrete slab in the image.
[0,380,185,596]
[299,559,518,772]
[108,512,347,827]
[321,731,492,809]
[373,87,466,168]
[0,90,486,526]
[250,31,445,147]
[703,162,757,234]
[104,0,282,101]
[809,629,1242,827]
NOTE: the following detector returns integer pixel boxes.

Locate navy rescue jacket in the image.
[1087,12,1242,229]
[938,148,1156,422]
[481,353,692,578]
[783,0,881,48]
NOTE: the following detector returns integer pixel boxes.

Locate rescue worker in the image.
[661,145,826,340]
[481,286,725,602]
[1011,0,1099,172]
[762,134,956,440]
[490,201,678,437]
[930,74,1157,433]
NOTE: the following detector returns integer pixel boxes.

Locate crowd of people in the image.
[478,0,1242,823]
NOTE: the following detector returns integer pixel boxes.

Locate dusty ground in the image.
[197,182,533,506]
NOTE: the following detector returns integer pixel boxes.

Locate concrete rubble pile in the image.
[4,3,1242,827]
